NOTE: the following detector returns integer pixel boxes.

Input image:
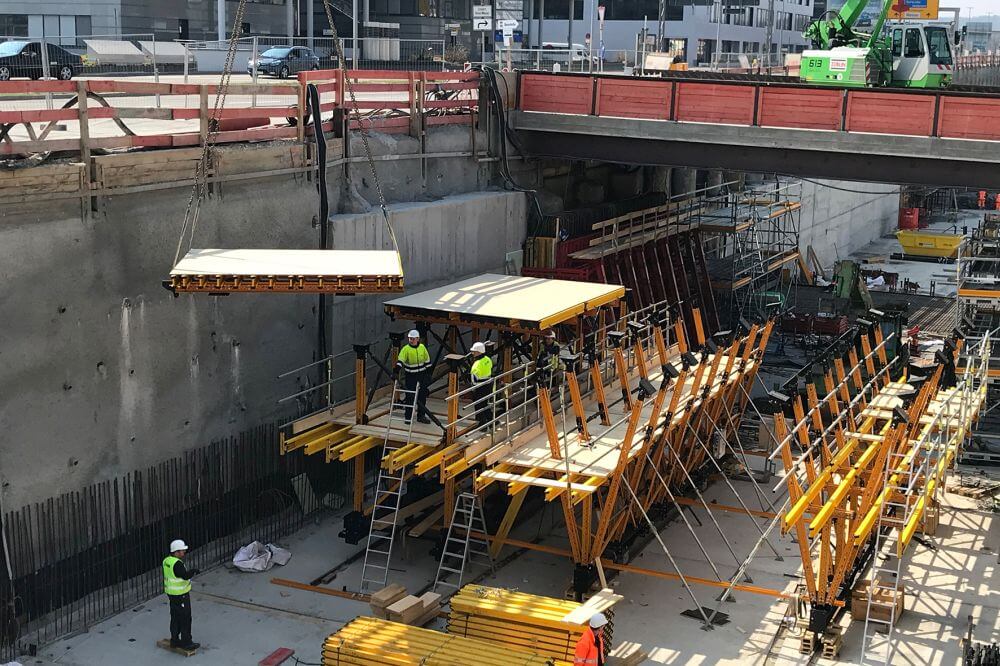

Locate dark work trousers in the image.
[169,593,192,645]
[403,372,429,421]
[472,381,492,427]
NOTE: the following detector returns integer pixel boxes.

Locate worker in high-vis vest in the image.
[163,539,200,650]
[396,329,431,424]
[542,329,561,374]
[469,341,494,427]
[574,612,607,665]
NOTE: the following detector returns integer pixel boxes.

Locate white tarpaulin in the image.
[232,541,292,572]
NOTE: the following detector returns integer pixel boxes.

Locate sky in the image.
[960,1,1000,19]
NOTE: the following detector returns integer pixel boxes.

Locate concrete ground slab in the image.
[26,476,998,666]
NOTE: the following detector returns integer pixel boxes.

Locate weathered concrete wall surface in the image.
[798,179,901,269]
[0,131,521,511]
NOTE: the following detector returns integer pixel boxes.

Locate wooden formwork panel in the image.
[845,91,936,136]
[0,163,86,202]
[520,74,593,115]
[938,96,1000,140]
[674,82,755,125]
[757,87,843,130]
[595,79,672,120]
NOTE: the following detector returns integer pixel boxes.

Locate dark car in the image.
[247,46,320,78]
[0,40,81,81]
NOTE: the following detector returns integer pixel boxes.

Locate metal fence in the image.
[182,36,446,77]
[0,422,352,661]
[494,47,598,72]
[0,34,190,80]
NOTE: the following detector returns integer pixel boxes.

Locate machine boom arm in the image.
[805,0,894,49]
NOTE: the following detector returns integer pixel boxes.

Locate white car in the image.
[541,42,600,66]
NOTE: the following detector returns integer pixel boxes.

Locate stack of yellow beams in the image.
[446,586,614,665]
[321,616,553,665]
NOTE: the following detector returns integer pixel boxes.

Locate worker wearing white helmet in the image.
[163,539,200,651]
[396,329,431,424]
[574,612,608,665]
[470,341,494,428]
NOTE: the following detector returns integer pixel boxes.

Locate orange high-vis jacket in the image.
[574,626,604,665]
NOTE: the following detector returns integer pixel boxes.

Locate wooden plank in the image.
[845,90,935,136]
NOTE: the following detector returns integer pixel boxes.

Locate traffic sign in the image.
[497,19,519,30]
[474,17,494,31]
[473,5,493,18]
[888,0,939,19]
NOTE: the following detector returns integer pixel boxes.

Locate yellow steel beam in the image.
[336,435,381,461]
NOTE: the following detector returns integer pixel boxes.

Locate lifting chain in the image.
[319,0,400,254]
[174,0,250,266]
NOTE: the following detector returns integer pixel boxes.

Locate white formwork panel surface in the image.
[384,273,625,329]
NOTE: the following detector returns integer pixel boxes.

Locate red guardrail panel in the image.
[0,80,76,93]
[520,74,593,114]
[594,78,672,120]
[938,96,1000,141]
[845,91,935,136]
[757,87,842,130]
[674,82,755,125]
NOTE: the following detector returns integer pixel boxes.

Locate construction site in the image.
[2,0,999,664]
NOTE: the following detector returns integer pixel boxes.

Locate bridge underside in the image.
[512,112,1000,189]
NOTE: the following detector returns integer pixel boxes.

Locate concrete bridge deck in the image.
[511,72,1000,189]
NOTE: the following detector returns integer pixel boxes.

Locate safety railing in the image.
[516,71,1000,143]
[299,68,479,133]
[0,69,480,158]
[445,359,543,449]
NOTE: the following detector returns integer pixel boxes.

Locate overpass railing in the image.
[516,71,1000,143]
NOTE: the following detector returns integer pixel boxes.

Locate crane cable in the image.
[319,0,401,257]
[173,0,250,267]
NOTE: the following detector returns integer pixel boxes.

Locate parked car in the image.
[0,40,81,81]
[247,46,320,78]
[541,42,600,67]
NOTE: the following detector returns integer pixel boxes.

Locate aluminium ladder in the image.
[859,448,914,666]
[359,381,420,592]
[433,492,495,592]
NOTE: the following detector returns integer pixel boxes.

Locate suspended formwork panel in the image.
[165,249,404,294]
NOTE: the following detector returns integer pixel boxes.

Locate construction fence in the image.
[0,34,448,82]
[0,422,361,661]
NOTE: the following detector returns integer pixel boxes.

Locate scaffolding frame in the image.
[700,179,802,325]
[956,214,1000,459]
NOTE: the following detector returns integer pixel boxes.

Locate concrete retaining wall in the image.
[0,135,523,510]
[798,179,901,270]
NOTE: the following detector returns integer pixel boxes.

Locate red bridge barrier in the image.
[517,71,1000,143]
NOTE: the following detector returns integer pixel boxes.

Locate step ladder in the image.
[359,381,419,592]
[433,492,495,592]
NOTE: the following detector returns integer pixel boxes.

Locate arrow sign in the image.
[475,18,494,31]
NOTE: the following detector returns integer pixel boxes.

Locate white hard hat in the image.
[407,329,420,338]
[589,612,608,629]
[545,330,556,338]
[169,539,188,552]
[471,342,486,354]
